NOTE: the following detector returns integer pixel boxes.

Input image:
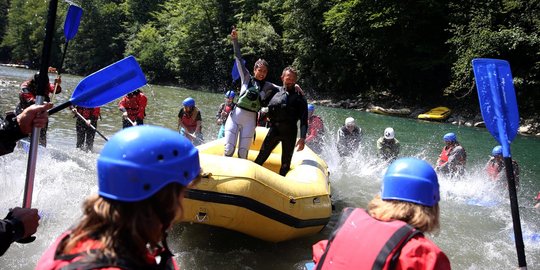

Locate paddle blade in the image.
[64,5,83,41]
[231,58,246,82]
[472,58,519,149]
[70,55,147,108]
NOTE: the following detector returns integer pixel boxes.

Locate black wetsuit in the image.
[254,86,308,176]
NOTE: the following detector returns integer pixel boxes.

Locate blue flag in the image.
[231,58,246,82]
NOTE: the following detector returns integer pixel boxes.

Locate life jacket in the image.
[236,78,261,112]
[218,102,235,122]
[486,159,502,180]
[181,107,200,133]
[437,143,466,167]
[313,208,422,270]
[119,93,147,121]
[36,231,179,270]
[16,80,57,114]
[76,107,100,120]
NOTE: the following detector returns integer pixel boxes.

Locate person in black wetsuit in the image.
[254,67,308,176]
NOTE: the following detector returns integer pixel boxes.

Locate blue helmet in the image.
[381,157,440,207]
[492,145,502,156]
[225,90,236,99]
[443,132,456,142]
[308,104,315,112]
[97,125,200,202]
[183,97,195,107]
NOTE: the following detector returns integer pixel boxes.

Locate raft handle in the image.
[196,212,208,222]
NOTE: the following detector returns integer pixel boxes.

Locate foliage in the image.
[1,0,539,112]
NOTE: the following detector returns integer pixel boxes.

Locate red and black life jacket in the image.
[36,232,179,270]
[313,208,422,270]
[180,107,200,133]
[76,107,100,120]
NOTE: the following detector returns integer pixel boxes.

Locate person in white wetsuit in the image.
[223,27,280,158]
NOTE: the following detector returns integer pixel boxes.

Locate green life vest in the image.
[237,80,261,112]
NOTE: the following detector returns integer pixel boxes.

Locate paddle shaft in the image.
[504,157,527,268]
[72,110,108,141]
[24,0,58,208]
[50,41,69,103]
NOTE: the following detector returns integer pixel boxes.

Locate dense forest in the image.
[1,0,539,117]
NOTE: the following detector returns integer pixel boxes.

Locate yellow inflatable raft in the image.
[417,106,451,121]
[183,127,332,242]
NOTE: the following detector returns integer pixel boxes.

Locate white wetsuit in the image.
[224,38,278,158]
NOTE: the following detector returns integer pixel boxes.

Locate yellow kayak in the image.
[182,127,332,242]
[417,106,451,120]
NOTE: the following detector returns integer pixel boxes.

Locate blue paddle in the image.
[23,55,146,212]
[51,4,83,102]
[48,55,147,115]
[472,58,527,269]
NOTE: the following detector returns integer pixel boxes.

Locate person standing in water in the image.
[118,89,147,128]
[311,158,451,269]
[178,97,203,145]
[305,104,325,154]
[15,73,62,146]
[72,106,101,152]
[337,117,362,157]
[435,132,466,177]
[485,145,520,188]
[216,90,236,139]
[35,125,201,269]
[376,127,400,162]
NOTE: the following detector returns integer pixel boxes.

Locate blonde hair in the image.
[368,195,440,233]
[61,183,187,267]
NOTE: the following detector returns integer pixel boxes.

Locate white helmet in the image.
[345,117,355,126]
[384,127,395,139]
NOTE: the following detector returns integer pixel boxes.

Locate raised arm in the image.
[231,27,250,86]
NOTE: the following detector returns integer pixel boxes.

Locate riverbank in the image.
[309,91,540,137]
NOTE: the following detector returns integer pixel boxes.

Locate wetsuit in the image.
[15,79,61,147]
[337,126,362,156]
[254,86,308,176]
[216,102,235,139]
[74,106,100,152]
[0,112,25,156]
[118,91,147,128]
[223,37,279,158]
[178,107,203,145]
[306,114,325,154]
[377,137,400,162]
[0,211,25,256]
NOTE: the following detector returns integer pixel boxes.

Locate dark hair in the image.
[254,59,269,70]
[281,66,298,78]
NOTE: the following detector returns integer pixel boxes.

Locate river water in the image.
[1,66,539,269]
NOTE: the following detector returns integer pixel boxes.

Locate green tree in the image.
[447,0,540,112]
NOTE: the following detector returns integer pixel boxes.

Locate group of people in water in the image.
[0,26,536,270]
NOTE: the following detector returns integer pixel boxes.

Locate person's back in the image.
[311,158,451,270]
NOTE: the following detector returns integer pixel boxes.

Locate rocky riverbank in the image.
[309,91,540,137]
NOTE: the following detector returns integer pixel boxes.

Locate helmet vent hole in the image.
[157,154,164,161]
[173,150,179,156]
[184,171,189,178]
[143,183,151,191]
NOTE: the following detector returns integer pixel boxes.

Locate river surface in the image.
[1,66,539,269]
